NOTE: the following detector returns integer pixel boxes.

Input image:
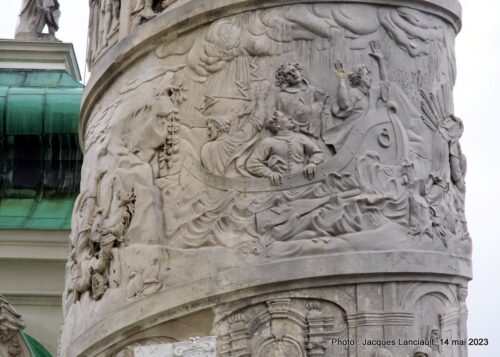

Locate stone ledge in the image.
[0,229,70,261]
[0,39,81,81]
[67,250,470,357]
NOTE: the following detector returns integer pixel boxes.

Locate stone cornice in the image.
[0,230,70,261]
[67,251,470,357]
[0,40,82,81]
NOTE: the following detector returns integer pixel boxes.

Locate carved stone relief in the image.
[15,0,61,41]
[217,298,348,357]
[130,0,178,29]
[63,1,469,356]
[87,0,182,67]
[70,0,470,307]
[88,0,121,66]
[112,336,177,357]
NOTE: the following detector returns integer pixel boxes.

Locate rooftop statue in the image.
[15,0,61,41]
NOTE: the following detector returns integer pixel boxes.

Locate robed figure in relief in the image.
[16,0,61,39]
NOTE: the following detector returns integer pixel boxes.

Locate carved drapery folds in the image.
[63,1,469,356]
[15,0,61,41]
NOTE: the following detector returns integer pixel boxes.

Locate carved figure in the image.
[426,115,465,223]
[200,110,264,176]
[420,87,468,242]
[246,111,324,185]
[99,0,120,49]
[131,0,156,20]
[87,0,101,66]
[131,0,177,22]
[16,0,61,40]
[90,177,136,300]
[413,345,433,357]
[274,63,328,139]
[324,42,392,153]
[400,160,433,236]
[0,296,25,357]
[200,117,232,174]
[425,325,442,356]
[69,171,106,302]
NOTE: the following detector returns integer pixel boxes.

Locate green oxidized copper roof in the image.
[0,70,83,136]
[0,70,83,230]
[22,332,53,357]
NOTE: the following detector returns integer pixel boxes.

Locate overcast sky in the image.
[1,1,499,356]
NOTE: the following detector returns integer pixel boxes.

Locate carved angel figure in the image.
[16,0,61,39]
[246,111,323,185]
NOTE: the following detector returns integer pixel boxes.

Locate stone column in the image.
[61,1,470,356]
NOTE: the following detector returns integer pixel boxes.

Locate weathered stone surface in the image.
[15,0,61,41]
[0,296,31,357]
[61,1,469,356]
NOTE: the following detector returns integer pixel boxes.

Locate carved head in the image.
[458,286,468,302]
[349,65,372,89]
[413,345,432,357]
[276,63,304,87]
[206,117,231,140]
[426,325,441,341]
[265,111,296,134]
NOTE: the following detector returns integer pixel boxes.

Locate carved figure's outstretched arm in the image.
[332,61,354,119]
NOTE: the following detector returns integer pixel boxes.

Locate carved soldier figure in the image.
[323,41,392,153]
[247,111,323,185]
[16,0,61,40]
